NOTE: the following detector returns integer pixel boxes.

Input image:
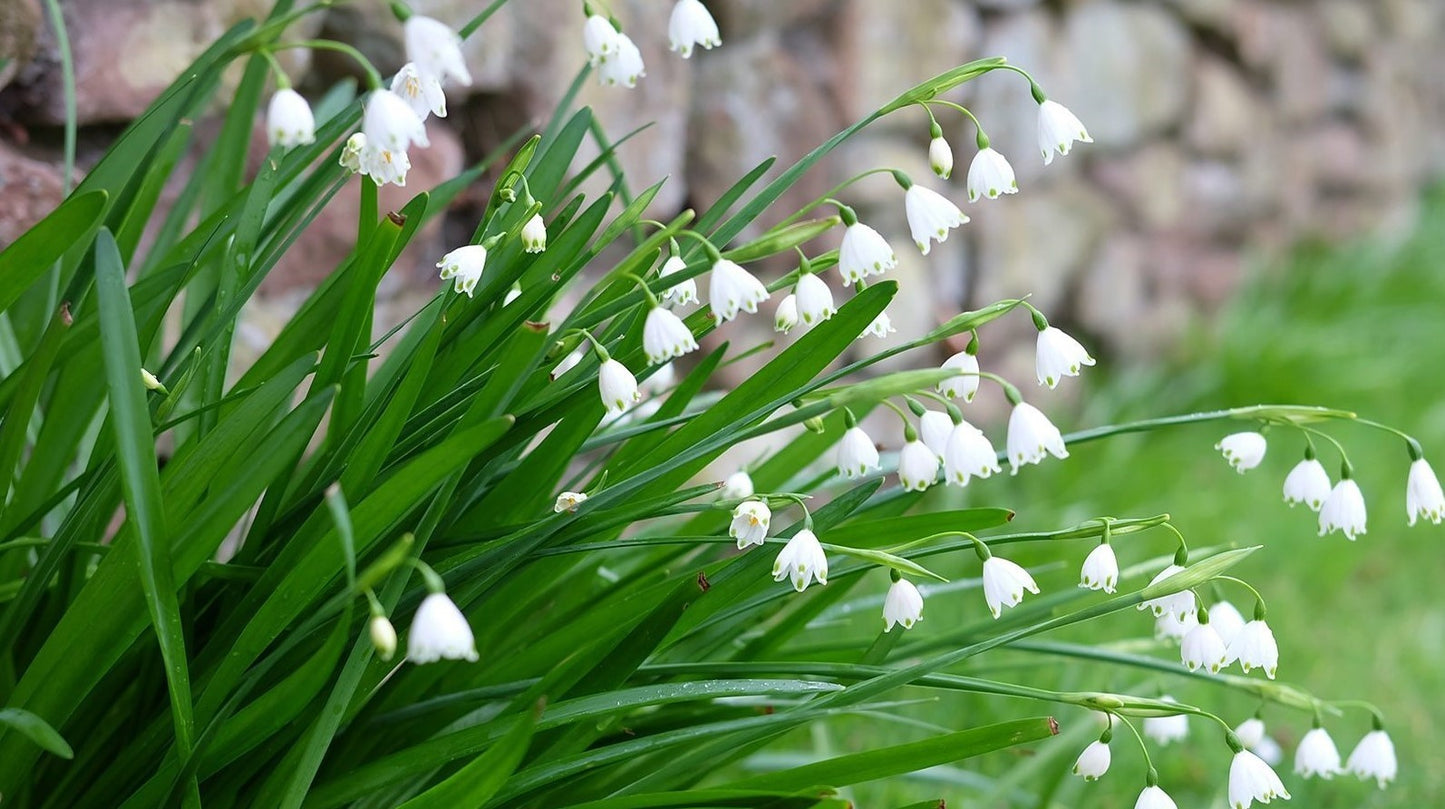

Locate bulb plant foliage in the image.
[0,1,1430,807]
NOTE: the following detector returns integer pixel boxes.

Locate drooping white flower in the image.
[1035,325,1096,388]
[929,135,953,179]
[937,350,980,402]
[1406,457,1445,525]
[1295,727,1342,779]
[340,132,367,174]
[1180,620,1229,673]
[1235,718,1267,749]
[643,306,698,365]
[1226,619,1279,679]
[668,0,720,58]
[659,254,698,306]
[1228,749,1290,808]
[1072,739,1111,781]
[599,32,645,88]
[436,244,487,297]
[1209,600,1247,647]
[966,146,1018,202]
[774,294,798,333]
[369,615,398,661]
[551,348,584,380]
[859,310,896,340]
[837,222,897,286]
[1078,542,1118,593]
[943,422,1000,486]
[1256,734,1285,767]
[708,259,769,323]
[406,592,479,663]
[1006,402,1069,474]
[358,142,412,187]
[898,439,940,492]
[1282,457,1331,511]
[266,88,316,148]
[904,185,968,255]
[883,577,924,631]
[554,491,588,512]
[1144,700,1189,746]
[521,214,548,253]
[794,273,835,327]
[729,500,770,549]
[583,15,620,65]
[772,529,828,591]
[391,62,447,120]
[1154,609,1197,642]
[404,15,471,87]
[1346,729,1397,787]
[1216,432,1267,473]
[1137,564,1197,621]
[598,358,641,415]
[837,426,880,479]
[363,88,429,152]
[1318,477,1367,539]
[1037,99,1093,165]
[919,411,954,458]
[641,362,675,397]
[981,555,1039,619]
[721,470,753,500]
[1134,785,1179,809]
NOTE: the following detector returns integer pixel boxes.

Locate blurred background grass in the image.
[742,188,1445,807]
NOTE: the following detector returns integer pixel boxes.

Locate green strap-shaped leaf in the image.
[0,708,74,759]
[0,190,106,315]
[398,698,540,809]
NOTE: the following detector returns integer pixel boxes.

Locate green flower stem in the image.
[458,0,512,39]
[1112,713,1157,784]
[669,229,723,262]
[1353,417,1424,459]
[1327,699,1388,727]
[770,169,896,231]
[404,558,447,594]
[1160,522,1190,566]
[258,49,292,89]
[951,369,1023,404]
[1299,424,1350,470]
[564,328,610,362]
[1214,575,1269,619]
[617,272,660,308]
[270,39,384,90]
[925,99,986,141]
[878,399,916,441]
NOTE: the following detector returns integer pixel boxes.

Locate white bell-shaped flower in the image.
[1155,608,1196,642]
[838,222,897,286]
[1235,717,1267,749]
[363,88,429,152]
[1180,619,1229,673]
[583,15,620,65]
[668,0,720,57]
[1078,542,1118,593]
[1137,564,1197,621]
[339,132,367,174]
[1407,457,1445,525]
[1006,402,1069,473]
[882,577,924,631]
[721,470,753,500]
[1209,600,1247,646]
[1346,729,1397,787]
[521,214,547,253]
[708,258,769,323]
[1144,700,1189,746]
[659,254,698,306]
[1318,477,1367,539]
[929,135,953,179]
[1226,619,1279,678]
[794,272,835,327]
[981,555,1039,618]
[918,411,954,458]
[267,88,316,148]
[554,491,587,512]
[359,142,412,187]
[1228,749,1290,808]
[1134,785,1179,809]
[898,439,940,492]
[599,32,645,87]
[729,501,770,549]
[640,362,675,397]
[772,529,828,591]
[369,615,398,661]
[1216,432,1267,473]
[904,185,968,255]
[405,15,471,87]
[391,62,447,120]
[837,426,880,479]
[1037,99,1093,165]
[966,146,1018,202]
[860,310,896,340]
[598,358,641,416]
[643,306,698,365]
[943,421,1000,486]
[436,244,488,297]
[773,294,798,333]
[937,350,980,402]
[1282,457,1331,511]
[1072,739,1110,781]
[406,592,479,663]
[1035,326,1095,388]
[1295,727,1342,779]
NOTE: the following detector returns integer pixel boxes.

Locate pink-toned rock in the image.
[0,139,68,246]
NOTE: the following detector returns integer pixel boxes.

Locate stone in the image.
[710,0,834,38]
[1059,2,1191,149]
[0,139,67,247]
[0,0,41,93]
[839,0,982,126]
[1319,0,1376,60]
[1088,142,1187,233]
[1162,0,1238,33]
[971,10,1059,186]
[1266,9,1332,124]
[1187,55,1263,158]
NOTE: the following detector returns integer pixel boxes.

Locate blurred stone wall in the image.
[2,0,1443,363]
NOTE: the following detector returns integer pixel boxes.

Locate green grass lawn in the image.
[762,190,1445,807]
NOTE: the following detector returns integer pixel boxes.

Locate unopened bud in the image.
[369,615,398,661]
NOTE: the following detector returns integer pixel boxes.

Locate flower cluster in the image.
[583,0,721,90]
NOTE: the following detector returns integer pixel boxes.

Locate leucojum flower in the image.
[943,421,1000,486]
[391,62,447,120]
[729,500,770,549]
[643,305,698,365]
[369,614,397,661]
[554,491,587,513]
[406,592,479,664]
[521,214,547,253]
[898,173,968,255]
[937,348,980,402]
[1071,737,1111,781]
[981,553,1039,619]
[668,0,720,58]
[836,205,896,285]
[659,248,698,306]
[1406,456,1444,525]
[882,575,924,631]
[1144,699,1189,745]
[772,529,828,591]
[1036,98,1092,165]
[721,470,753,499]
[1282,452,1331,511]
[929,126,953,179]
[600,31,645,88]
[1137,564,1198,622]
[404,15,472,88]
[266,88,316,148]
[918,409,954,458]
[794,271,835,327]
[598,358,641,416]
[1034,323,1095,389]
[1346,727,1397,787]
[774,294,798,333]
[1294,725,1342,779]
[1179,609,1229,674]
[897,437,940,492]
[1228,747,1290,808]
[966,137,1018,202]
[1216,431,1267,473]
[436,244,488,297]
[836,415,880,479]
[860,311,896,340]
[1134,785,1179,809]
[1226,617,1279,678]
[708,258,769,323]
[1318,471,1367,539]
[1078,541,1118,593]
[1006,401,1069,473]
